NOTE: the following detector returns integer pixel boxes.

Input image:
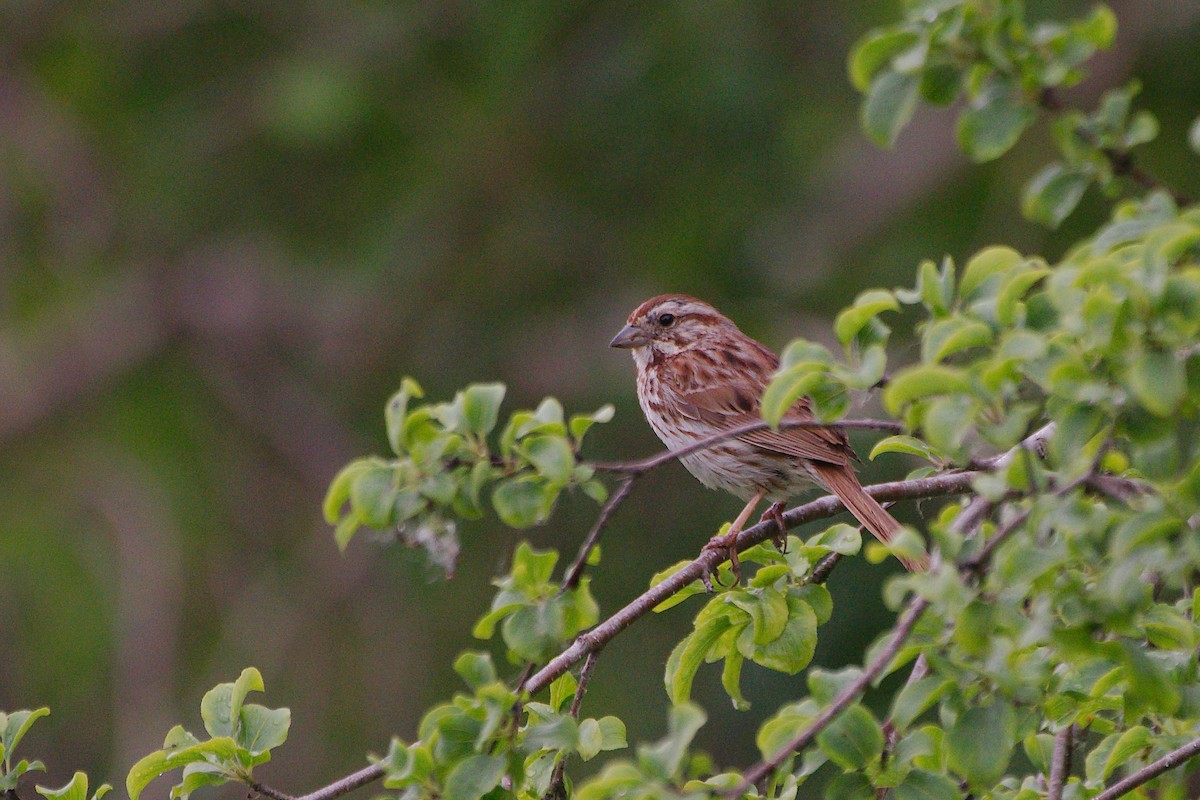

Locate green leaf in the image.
[524,435,575,485]
[238,704,290,756]
[492,478,554,528]
[637,704,706,780]
[1,708,49,764]
[761,364,827,427]
[806,524,862,556]
[461,384,506,437]
[525,715,579,751]
[171,764,225,800]
[956,81,1033,162]
[323,460,376,525]
[1101,725,1151,781]
[201,668,263,739]
[862,70,921,148]
[882,365,972,415]
[1129,350,1185,416]
[665,617,733,703]
[945,703,1014,786]
[126,752,173,800]
[895,769,962,800]
[569,404,615,444]
[577,717,625,761]
[870,435,940,463]
[849,28,921,91]
[825,772,875,800]
[751,595,817,674]
[385,378,424,455]
[834,290,899,345]
[443,754,506,800]
[816,705,884,770]
[1022,163,1091,228]
[922,317,993,363]
[889,676,951,731]
[1076,5,1117,48]
[721,652,749,710]
[36,773,109,800]
[959,246,1022,301]
[995,265,1050,326]
[451,653,496,692]
[349,464,397,529]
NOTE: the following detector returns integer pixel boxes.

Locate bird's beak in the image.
[609,323,650,349]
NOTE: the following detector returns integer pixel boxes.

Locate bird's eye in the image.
[657,313,676,327]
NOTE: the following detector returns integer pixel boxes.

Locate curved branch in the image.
[726,596,930,797]
[1092,735,1200,800]
[524,466,986,696]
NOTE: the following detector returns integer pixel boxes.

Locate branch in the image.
[561,477,636,591]
[525,465,990,696]
[725,596,930,797]
[293,424,1060,800]
[1092,735,1200,800]
[1038,88,1192,206]
[1046,724,1074,800]
[246,778,296,800]
[543,652,601,800]
[293,766,383,800]
[590,418,902,475]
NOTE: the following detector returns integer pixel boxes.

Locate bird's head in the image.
[610,295,735,365]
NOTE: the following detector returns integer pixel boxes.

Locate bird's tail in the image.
[811,463,928,572]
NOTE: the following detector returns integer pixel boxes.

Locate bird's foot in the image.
[760,501,788,552]
[702,530,742,587]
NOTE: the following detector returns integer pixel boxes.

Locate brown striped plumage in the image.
[611,294,922,571]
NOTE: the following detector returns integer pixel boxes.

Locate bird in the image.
[610,294,924,574]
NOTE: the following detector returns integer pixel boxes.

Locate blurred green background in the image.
[3,0,1199,795]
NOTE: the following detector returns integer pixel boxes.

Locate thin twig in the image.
[542,652,602,800]
[725,597,930,797]
[1092,735,1200,800]
[590,418,902,474]
[561,477,636,591]
[1047,724,1074,800]
[245,779,296,800]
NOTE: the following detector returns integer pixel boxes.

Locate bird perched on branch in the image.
[610,294,925,575]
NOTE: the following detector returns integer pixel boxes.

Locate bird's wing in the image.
[673,382,852,467]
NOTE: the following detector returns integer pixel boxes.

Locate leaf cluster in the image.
[324,378,612,573]
[127,668,291,800]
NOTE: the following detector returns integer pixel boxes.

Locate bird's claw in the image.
[760,501,789,553]
[703,531,742,588]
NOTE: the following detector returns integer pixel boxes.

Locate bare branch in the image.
[1047,725,1074,800]
[590,418,902,475]
[561,477,636,591]
[543,652,602,800]
[245,779,296,800]
[1092,735,1200,800]
[725,596,930,797]
[293,765,383,800]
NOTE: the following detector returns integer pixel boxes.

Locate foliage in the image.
[323,378,613,574]
[850,0,1176,228]
[126,668,290,800]
[5,5,1200,800]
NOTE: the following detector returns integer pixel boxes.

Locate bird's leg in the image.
[760,501,788,552]
[702,491,764,586]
